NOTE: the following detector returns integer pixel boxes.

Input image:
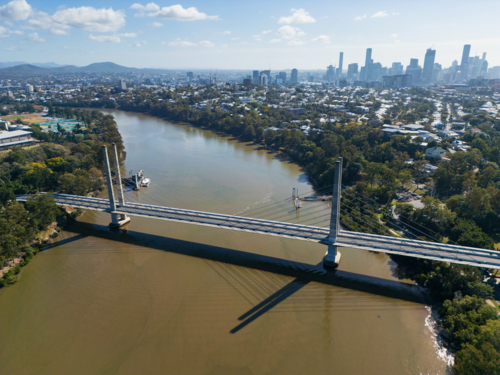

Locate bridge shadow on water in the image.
[48,221,427,334]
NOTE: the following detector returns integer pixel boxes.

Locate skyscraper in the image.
[347,63,358,78]
[364,48,372,81]
[338,52,344,78]
[326,65,335,81]
[406,58,422,83]
[252,70,259,85]
[291,69,298,84]
[422,48,436,83]
[460,44,471,80]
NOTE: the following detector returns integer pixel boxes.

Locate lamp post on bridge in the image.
[103,145,131,228]
[323,157,342,269]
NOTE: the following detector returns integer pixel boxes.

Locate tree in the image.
[26,194,59,229]
[243,125,255,141]
[453,343,500,375]
[450,219,495,250]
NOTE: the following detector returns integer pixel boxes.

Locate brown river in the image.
[0,110,450,374]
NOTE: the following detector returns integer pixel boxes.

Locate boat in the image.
[141,178,150,187]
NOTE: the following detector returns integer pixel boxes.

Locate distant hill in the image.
[79,62,136,73]
[0,62,63,69]
[0,64,51,76]
[0,61,174,76]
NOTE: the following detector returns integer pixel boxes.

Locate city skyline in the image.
[0,0,499,69]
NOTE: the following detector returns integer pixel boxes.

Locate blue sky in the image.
[0,0,499,69]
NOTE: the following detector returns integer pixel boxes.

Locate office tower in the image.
[186,72,194,80]
[422,48,436,83]
[406,58,422,83]
[452,60,458,71]
[260,70,271,83]
[252,70,259,85]
[364,48,372,80]
[347,63,358,78]
[119,79,126,90]
[326,65,335,81]
[291,69,298,84]
[278,71,287,83]
[460,44,471,79]
[338,52,344,77]
[390,62,403,76]
[259,74,268,86]
[479,53,488,77]
[371,62,382,81]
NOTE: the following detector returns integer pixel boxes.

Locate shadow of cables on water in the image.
[57,220,427,333]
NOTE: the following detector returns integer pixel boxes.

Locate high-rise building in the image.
[25,84,33,93]
[347,63,358,78]
[422,48,436,83]
[390,62,403,76]
[260,70,271,83]
[326,65,335,81]
[259,74,268,86]
[186,72,194,80]
[119,79,126,90]
[460,44,471,80]
[371,62,382,81]
[278,71,286,83]
[291,69,298,84]
[252,70,259,85]
[364,48,372,81]
[337,52,344,77]
[406,58,422,83]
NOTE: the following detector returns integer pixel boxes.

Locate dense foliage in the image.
[0,110,124,286]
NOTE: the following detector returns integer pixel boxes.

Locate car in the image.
[416,195,422,199]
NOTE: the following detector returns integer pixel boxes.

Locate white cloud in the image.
[392,12,400,15]
[391,33,397,38]
[276,25,305,40]
[131,3,218,21]
[371,11,388,18]
[28,7,126,35]
[254,38,261,41]
[133,40,146,47]
[221,30,231,35]
[0,25,22,37]
[28,32,45,42]
[230,37,239,40]
[152,21,163,27]
[262,30,272,34]
[199,40,214,47]
[168,38,196,47]
[311,35,330,43]
[278,8,315,24]
[4,46,17,51]
[269,38,281,43]
[119,33,136,38]
[89,34,121,43]
[288,40,304,46]
[354,15,366,21]
[0,0,32,21]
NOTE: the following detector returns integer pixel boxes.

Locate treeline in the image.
[0,110,124,286]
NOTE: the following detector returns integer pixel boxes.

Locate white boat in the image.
[141,178,150,187]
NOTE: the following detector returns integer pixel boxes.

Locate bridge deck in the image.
[17,193,500,269]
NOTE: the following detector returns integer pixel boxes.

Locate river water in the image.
[0,110,449,374]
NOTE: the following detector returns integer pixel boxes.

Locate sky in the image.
[0,0,499,70]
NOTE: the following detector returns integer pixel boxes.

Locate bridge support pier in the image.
[323,157,342,269]
[103,145,130,228]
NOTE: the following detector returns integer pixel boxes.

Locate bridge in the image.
[16,145,500,270]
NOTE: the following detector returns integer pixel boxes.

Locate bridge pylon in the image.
[103,145,131,228]
[323,157,342,269]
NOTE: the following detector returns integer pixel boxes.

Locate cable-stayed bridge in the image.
[16,145,500,270]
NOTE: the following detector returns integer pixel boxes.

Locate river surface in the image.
[0,110,449,374]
